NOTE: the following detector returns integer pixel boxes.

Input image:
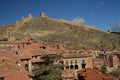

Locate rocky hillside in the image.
[0,12,120,50]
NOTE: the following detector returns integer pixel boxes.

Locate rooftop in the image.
[78,68,118,80]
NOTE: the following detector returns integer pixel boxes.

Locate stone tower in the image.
[40,12,48,17]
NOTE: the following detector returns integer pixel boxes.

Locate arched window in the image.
[66,66,69,69]
[81,60,86,69]
[16,52,18,55]
[42,46,46,49]
[70,65,74,69]
[18,45,20,49]
[2,59,5,62]
[75,65,78,69]
[40,46,46,49]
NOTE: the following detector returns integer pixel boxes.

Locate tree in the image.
[109,66,120,78]
[41,54,54,65]
[100,65,107,74]
[33,54,63,80]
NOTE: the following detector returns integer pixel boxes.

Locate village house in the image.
[62,53,93,70]
[61,53,93,80]
[0,51,32,80]
[0,36,119,80]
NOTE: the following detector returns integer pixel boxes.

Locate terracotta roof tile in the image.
[20,36,37,43]
[4,70,31,80]
[0,62,18,76]
[62,53,92,58]
[17,50,32,59]
[30,50,45,56]
[0,51,17,63]
[78,68,118,80]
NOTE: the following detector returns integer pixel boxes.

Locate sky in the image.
[0,0,120,31]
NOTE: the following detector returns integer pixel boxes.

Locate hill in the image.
[0,12,120,50]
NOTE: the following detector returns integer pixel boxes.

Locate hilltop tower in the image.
[28,13,33,19]
[40,12,48,17]
[21,13,33,23]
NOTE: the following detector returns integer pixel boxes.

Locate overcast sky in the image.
[0,0,120,31]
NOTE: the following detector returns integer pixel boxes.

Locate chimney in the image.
[40,12,47,17]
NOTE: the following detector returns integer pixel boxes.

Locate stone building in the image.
[61,53,93,80]
[0,51,32,80]
[62,53,93,70]
[93,58,105,68]
[0,36,119,80]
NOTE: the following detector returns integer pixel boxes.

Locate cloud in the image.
[72,17,85,24]
[96,1,104,9]
[91,1,104,15]
[111,22,120,32]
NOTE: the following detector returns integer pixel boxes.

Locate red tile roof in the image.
[0,62,18,76]
[78,68,118,80]
[3,70,31,80]
[20,36,37,43]
[0,51,17,64]
[17,50,32,59]
[62,53,92,58]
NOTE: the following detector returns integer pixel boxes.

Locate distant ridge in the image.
[0,12,120,50]
[111,32,120,35]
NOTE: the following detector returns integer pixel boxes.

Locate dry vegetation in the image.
[0,16,120,49]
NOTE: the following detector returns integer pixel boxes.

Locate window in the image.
[2,59,5,62]
[21,59,24,63]
[40,46,46,49]
[70,65,74,69]
[16,52,18,55]
[18,45,20,49]
[82,60,85,64]
[75,65,78,69]
[25,64,28,71]
[81,60,86,69]
[75,60,77,63]
[70,60,73,64]
[42,46,46,49]
[35,56,37,59]
[66,66,69,69]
